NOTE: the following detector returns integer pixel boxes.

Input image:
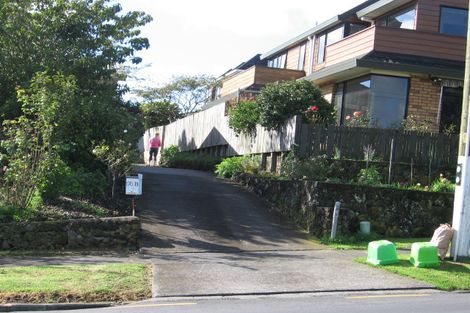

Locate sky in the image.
[117,0,365,95]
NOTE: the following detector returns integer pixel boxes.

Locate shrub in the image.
[281,154,332,181]
[228,101,260,136]
[357,166,382,185]
[430,174,455,193]
[257,80,334,130]
[163,150,221,171]
[160,145,179,167]
[215,155,261,179]
[215,157,245,179]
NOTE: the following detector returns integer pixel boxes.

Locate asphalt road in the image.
[137,167,316,253]
[134,167,431,297]
[31,292,470,313]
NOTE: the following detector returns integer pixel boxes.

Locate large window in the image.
[267,53,287,69]
[339,75,409,128]
[440,7,468,37]
[317,34,326,64]
[377,6,416,30]
[297,43,306,70]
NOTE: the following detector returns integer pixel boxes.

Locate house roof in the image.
[303,51,465,84]
[219,54,264,79]
[261,0,381,60]
[358,52,465,79]
[356,0,415,20]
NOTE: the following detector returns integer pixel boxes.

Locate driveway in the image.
[136,166,432,297]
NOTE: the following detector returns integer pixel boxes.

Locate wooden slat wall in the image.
[325,27,376,67]
[298,124,459,166]
[286,45,300,70]
[221,67,256,96]
[254,67,305,85]
[374,26,466,61]
[143,102,298,157]
[417,0,468,33]
[222,66,305,96]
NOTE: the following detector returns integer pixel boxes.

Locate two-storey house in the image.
[217,0,467,132]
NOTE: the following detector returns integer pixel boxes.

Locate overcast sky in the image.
[117,0,365,94]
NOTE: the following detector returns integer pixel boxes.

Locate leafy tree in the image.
[0,0,152,121]
[140,101,181,129]
[256,80,335,130]
[93,140,138,199]
[228,101,260,136]
[138,75,218,115]
[0,72,77,209]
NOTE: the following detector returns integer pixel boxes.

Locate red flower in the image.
[353,111,362,118]
[310,105,319,112]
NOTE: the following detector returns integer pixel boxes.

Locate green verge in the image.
[356,255,470,291]
[320,235,428,250]
[0,263,152,303]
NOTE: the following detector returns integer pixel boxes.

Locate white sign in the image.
[126,176,142,195]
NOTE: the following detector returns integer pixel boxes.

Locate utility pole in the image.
[451,0,470,260]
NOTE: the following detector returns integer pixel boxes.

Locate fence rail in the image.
[297,124,459,167]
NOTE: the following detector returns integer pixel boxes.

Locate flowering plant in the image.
[344,111,371,127]
[303,98,335,126]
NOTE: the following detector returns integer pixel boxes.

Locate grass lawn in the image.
[0,263,151,303]
[356,255,470,291]
[319,235,429,250]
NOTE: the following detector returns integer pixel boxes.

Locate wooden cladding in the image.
[221,66,305,96]
[324,27,376,67]
[322,25,465,69]
[374,26,466,61]
[417,0,468,33]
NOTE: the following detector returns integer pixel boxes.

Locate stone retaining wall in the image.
[236,174,454,238]
[0,216,140,250]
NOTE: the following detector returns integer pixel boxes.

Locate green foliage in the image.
[430,174,455,193]
[0,72,77,209]
[228,101,260,136]
[401,115,435,132]
[344,111,372,127]
[357,166,382,185]
[138,75,218,115]
[256,80,334,130]
[215,155,261,179]
[93,140,139,198]
[159,145,180,167]
[281,154,332,181]
[163,152,221,171]
[140,101,181,129]
[0,0,152,121]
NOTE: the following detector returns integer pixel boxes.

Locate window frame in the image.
[439,6,469,37]
[376,4,417,30]
[336,74,410,128]
[297,43,306,71]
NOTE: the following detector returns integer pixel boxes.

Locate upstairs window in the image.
[440,7,468,37]
[297,43,306,70]
[267,53,287,69]
[377,6,416,30]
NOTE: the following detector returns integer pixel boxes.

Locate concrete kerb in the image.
[0,302,114,312]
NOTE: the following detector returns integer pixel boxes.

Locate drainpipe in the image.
[308,35,315,76]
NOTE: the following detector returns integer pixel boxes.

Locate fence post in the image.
[330,201,341,239]
[388,138,394,185]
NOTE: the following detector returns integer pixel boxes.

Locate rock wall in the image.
[0,216,140,250]
[236,174,454,238]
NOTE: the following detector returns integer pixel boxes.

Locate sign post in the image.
[126,174,143,216]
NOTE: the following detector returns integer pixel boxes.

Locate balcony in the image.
[221,66,305,96]
[322,26,466,69]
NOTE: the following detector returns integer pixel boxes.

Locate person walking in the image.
[149,132,161,166]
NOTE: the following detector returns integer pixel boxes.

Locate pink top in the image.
[149,136,161,148]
